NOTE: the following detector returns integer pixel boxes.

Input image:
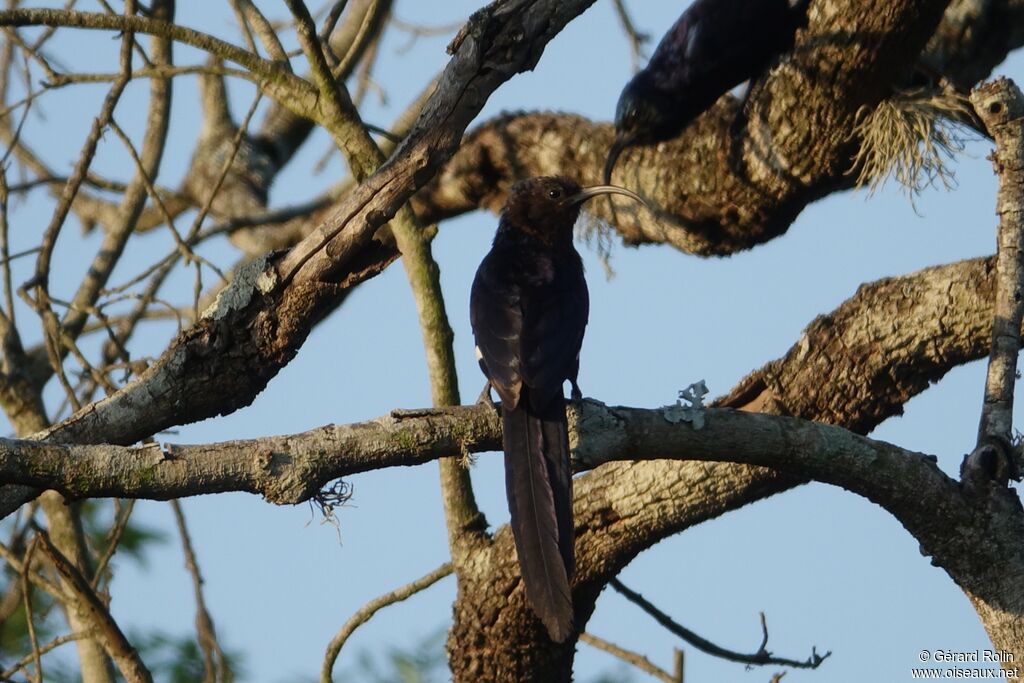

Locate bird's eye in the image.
[548,188,562,199]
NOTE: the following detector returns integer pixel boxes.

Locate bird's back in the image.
[647,0,802,110]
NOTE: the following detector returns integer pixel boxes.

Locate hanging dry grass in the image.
[848,86,983,199]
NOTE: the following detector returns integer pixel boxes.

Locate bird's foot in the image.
[477,382,499,413]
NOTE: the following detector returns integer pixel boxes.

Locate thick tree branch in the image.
[406,1,1022,262]
[415,0,955,257]
[923,0,1024,88]
[0,398,971,533]
[548,253,1008,666]
[0,406,500,502]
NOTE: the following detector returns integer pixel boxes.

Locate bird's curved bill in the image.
[602,135,627,185]
[569,182,648,209]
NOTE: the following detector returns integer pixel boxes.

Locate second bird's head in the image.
[604,73,677,184]
[502,177,646,243]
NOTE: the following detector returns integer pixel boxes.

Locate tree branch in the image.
[579,631,680,683]
[34,529,153,683]
[964,77,1024,487]
[320,562,453,683]
[608,578,830,670]
[0,400,965,526]
[0,9,314,108]
[170,501,231,683]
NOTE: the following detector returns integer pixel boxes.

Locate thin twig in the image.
[170,501,230,683]
[29,23,132,301]
[233,0,290,65]
[0,168,15,324]
[351,33,380,107]
[320,562,452,683]
[580,631,680,683]
[184,91,264,242]
[38,63,251,89]
[331,0,387,78]
[0,631,90,680]
[226,0,258,54]
[610,578,831,670]
[0,540,62,598]
[389,14,462,54]
[611,0,649,71]
[318,0,348,66]
[0,9,309,101]
[21,538,42,683]
[19,0,139,413]
[107,119,225,284]
[90,499,135,591]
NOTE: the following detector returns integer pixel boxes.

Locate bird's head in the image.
[604,73,677,183]
[502,176,646,244]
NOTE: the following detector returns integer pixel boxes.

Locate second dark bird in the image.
[604,0,811,183]
[470,176,644,642]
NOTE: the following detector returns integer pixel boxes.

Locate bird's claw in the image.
[477,382,499,413]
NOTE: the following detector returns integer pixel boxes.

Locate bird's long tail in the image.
[503,397,574,643]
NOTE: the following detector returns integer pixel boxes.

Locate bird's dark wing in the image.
[519,252,589,412]
[648,0,793,96]
[471,244,589,409]
[470,248,525,408]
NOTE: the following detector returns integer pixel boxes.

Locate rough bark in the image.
[0,0,1023,680]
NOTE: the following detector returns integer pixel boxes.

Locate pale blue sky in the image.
[3,2,1021,681]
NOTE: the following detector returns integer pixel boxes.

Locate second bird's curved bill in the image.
[569,181,647,209]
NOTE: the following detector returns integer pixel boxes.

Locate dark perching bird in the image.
[604,0,811,183]
[470,176,645,642]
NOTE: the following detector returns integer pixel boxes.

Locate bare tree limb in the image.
[0,9,315,108]
[320,562,453,683]
[90,499,134,591]
[232,0,290,65]
[963,77,1024,487]
[0,398,962,517]
[34,529,153,683]
[170,501,231,683]
[21,539,41,683]
[609,579,830,670]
